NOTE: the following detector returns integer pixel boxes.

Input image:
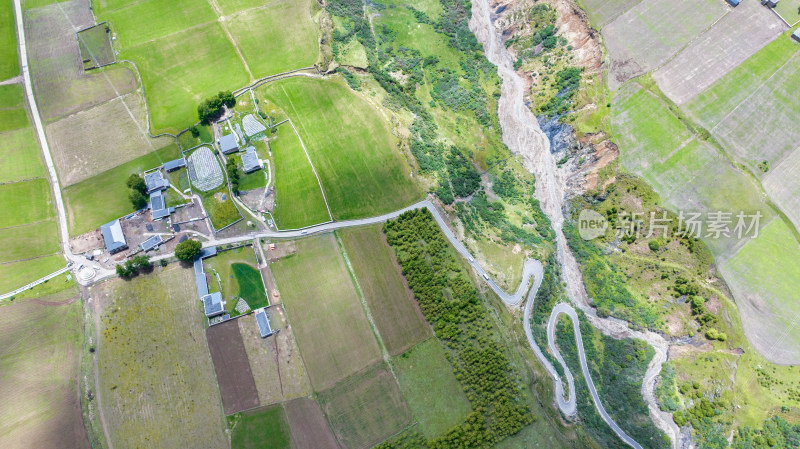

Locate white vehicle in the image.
[300,230,308,235]
[482,273,490,281]
[468,256,475,263]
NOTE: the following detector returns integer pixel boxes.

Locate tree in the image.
[129,190,147,210]
[175,239,202,261]
[126,174,147,195]
[116,263,133,278]
[131,255,152,270]
[190,126,199,138]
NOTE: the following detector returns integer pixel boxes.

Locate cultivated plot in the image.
[602,0,728,88]
[576,0,642,29]
[24,0,138,122]
[721,219,800,364]
[230,404,292,449]
[653,0,786,105]
[318,362,412,449]
[260,77,421,220]
[46,92,172,186]
[76,22,115,69]
[339,225,431,356]
[0,292,90,449]
[270,234,381,391]
[392,338,472,438]
[283,398,339,449]
[95,266,228,449]
[269,123,330,229]
[206,320,260,415]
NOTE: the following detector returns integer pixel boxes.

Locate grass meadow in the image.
[270,234,381,391]
[0,107,29,133]
[0,125,45,184]
[203,246,266,314]
[260,77,421,220]
[230,405,292,449]
[339,225,431,356]
[63,144,180,235]
[0,255,66,294]
[0,0,19,80]
[575,0,641,29]
[392,338,472,438]
[0,84,24,107]
[76,23,115,68]
[318,362,411,449]
[270,124,330,229]
[96,266,228,449]
[201,184,242,230]
[0,220,59,263]
[226,0,318,75]
[101,0,216,50]
[0,178,54,228]
[0,289,90,449]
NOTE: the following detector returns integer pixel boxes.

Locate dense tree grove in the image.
[115,255,152,278]
[126,173,147,210]
[175,238,202,261]
[381,209,532,448]
[197,91,235,124]
[226,157,240,193]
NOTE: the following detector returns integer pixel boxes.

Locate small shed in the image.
[140,235,163,252]
[765,0,779,7]
[793,29,800,43]
[726,0,739,6]
[241,146,262,173]
[163,158,186,172]
[255,309,273,338]
[101,219,128,254]
[218,133,239,154]
[202,292,224,317]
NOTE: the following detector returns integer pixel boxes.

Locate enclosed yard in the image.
[602,0,728,88]
[95,266,228,448]
[318,362,412,449]
[270,123,331,229]
[270,234,381,391]
[260,77,422,220]
[283,398,339,449]
[0,290,90,449]
[721,219,800,364]
[207,320,260,415]
[653,0,786,105]
[339,225,431,356]
[76,23,115,68]
[230,404,292,449]
[392,338,472,438]
[203,246,265,315]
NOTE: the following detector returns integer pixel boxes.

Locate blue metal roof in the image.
[202,292,224,317]
[140,235,163,252]
[194,258,209,297]
[163,158,186,171]
[242,147,261,173]
[255,309,272,338]
[218,134,239,154]
[100,219,127,253]
[198,246,217,259]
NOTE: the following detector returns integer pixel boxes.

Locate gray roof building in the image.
[150,190,172,220]
[241,146,262,173]
[163,158,186,172]
[198,246,218,259]
[218,133,239,154]
[140,235,163,252]
[101,219,128,254]
[793,29,800,43]
[144,170,169,193]
[194,258,209,297]
[202,292,224,317]
[255,309,273,338]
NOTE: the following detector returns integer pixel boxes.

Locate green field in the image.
[722,219,800,360]
[232,263,268,309]
[576,0,641,28]
[271,234,381,391]
[0,254,64,294]
[0,219,59,263]
[0,84,24,108]
[0,127,46,183]
[774,0,800,26]
[318,362,411,449]
[230,405,291,449]
[203,246,268,313]
[117,22,250,133]
[0,178,54,228]
[339,225,431,356]
[270,124,330,229]
[392,338,472,438]
[102,0,216,50]
[0,291,89,449]
[201,184,242,230]
[63,144,180,235]
[0,0,19,80]
[0,107,28,133]
[226,1,318,75]
[76,23,115,68]
[96,266,228,448]
[238,167,267,191]
[260,77,421,220]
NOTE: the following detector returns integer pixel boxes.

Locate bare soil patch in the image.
[283,398,339,449]
[207,319,260,415]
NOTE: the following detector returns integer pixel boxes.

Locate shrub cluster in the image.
[115,255,152,278]
[197,91,235,124]
[126,173,148,210]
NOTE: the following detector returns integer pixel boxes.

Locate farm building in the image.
[793,29,800,42]
[765,0,779,7]
[101,219,128,254]
[218,133,239,154]
[725,0,739,6]
[144,169,169,193]
[255,308,273,338]
[140,235,163,252]
[202,292,224,317]
[163,157,186,172]
[241,146,262,173]
[194,258,209,297]
[149,190,173,220]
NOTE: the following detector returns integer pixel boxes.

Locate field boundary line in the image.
[285,117,334,221]
[0,175,47,186]
[0,251,61,266]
